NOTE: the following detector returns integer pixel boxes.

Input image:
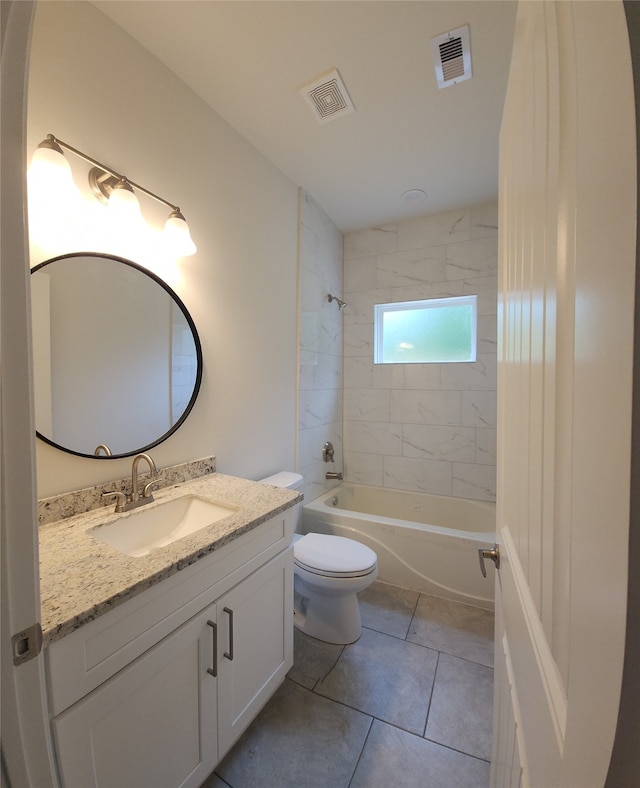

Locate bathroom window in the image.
[374,295,477,364]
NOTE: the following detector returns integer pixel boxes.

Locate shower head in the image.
[327,293,348,310]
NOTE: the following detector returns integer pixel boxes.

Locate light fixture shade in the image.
[107,179,143,221]
[162,210,197,256]
[28,139,77,196]
[29,135,197,262]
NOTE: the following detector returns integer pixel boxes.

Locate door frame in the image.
[1,2,57,785]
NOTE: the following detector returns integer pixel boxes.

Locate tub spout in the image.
[326,471,343,481]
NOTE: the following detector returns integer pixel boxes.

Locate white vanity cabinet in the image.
[45,511,294,788]
[215,551,292,759]
[52,603,219,788]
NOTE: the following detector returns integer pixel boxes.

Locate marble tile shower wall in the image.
[298,192,345,503]
[342,203,498,502]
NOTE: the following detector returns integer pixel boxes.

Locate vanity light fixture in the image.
[30,134,197,256]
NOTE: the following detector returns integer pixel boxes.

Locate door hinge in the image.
[11,622,43,666]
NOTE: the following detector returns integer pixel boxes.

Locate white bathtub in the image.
[301,483,496,610]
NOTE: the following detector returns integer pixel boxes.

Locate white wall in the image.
[298,193,344,503]
[342,203,498,502]
[28,1,299,497]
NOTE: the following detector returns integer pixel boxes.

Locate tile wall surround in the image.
[342,203,498,502]
[298,192,345,504]
[38,456,216,526]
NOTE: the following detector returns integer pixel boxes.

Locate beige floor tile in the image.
[351,719,490,788]
[215,678,371,788]
[287,627,344,689]
[408,594,495,667]
[359,580,420,639]
[315,627,437,735]
[426,653,494,760]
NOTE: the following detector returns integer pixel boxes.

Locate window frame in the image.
[373,294,478,365]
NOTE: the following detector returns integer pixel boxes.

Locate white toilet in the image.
[259,472,378,644]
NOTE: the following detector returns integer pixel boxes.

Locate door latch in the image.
[478,544,500,577]
[11,623,43,666]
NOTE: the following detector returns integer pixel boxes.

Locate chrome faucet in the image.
[102,453,159,513]
[325,471,343,481]
[130,453,158,504]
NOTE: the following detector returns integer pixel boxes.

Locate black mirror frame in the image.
[31,252,203,459]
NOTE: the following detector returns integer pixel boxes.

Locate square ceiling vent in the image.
[431,25,472,89]
[299,68,355,124]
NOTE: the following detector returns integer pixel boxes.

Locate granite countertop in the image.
[39,473,301,645]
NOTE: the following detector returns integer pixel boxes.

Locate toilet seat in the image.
[294,533,377,578]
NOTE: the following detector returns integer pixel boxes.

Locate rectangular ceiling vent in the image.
[299,68,355,125]
[431,25,472,89]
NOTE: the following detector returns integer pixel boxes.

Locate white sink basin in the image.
[89,495,238,557]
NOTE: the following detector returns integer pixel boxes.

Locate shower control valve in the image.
[322,441,335,463]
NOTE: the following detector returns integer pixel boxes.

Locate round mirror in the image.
[31,252,203,459]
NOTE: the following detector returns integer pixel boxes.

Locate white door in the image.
[1,2,58,786]
[492,2,636,786]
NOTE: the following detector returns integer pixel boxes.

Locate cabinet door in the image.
[217,548,293,758]
[52,605,218,788]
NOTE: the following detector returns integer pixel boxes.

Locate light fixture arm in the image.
[44,134,181,213]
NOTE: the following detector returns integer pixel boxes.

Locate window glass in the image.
[374,295,477,364]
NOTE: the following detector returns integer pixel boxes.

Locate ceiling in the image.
[91,1,518,233]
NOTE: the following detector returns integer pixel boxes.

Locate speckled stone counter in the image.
[39,473,300,645]
[38,456,217,526]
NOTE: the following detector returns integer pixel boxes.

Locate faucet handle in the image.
[102,490,127,513]
[142,479,159,500]
[322,441,335,463]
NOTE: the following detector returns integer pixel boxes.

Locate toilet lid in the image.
[294,533,377,576]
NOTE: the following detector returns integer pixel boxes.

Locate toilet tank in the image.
[258,471,303,491]
[258,471,303,530]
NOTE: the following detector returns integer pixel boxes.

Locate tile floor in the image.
[202,581,494,788]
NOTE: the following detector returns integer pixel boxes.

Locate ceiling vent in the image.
[299,68,355,124]
[431,25,472,89]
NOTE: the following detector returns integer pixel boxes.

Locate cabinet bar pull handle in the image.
[223,607,234,661]
[206,620,217,677]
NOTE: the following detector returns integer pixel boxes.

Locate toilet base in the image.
[293,575,370,645]
[294,589,362,644]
